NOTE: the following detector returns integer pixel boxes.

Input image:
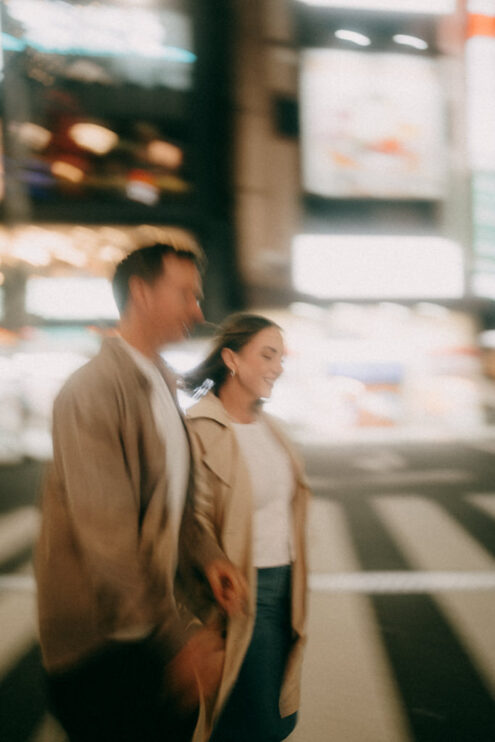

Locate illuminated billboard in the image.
[26,276,118,321]
[300,49,447,199]
[467,3,495,298]
[292,235,464,300]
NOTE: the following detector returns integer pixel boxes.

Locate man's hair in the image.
[112,242,205,314]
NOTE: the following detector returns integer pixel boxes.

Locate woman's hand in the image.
[205,558,249,617]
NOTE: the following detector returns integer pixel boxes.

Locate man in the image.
[35,243,246,742]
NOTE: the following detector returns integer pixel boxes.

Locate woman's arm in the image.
[180,427,247,617]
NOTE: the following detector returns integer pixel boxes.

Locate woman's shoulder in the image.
[260,410,292,443]
[186,391,229,425]
[186,394,234,453]
[261,412,309,480]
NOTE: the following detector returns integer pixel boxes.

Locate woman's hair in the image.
[183,312,281,396]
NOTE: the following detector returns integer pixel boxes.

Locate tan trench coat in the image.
[35,337,197,673]
[182,392,311,740]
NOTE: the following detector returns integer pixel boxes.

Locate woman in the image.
[181,313,310,742]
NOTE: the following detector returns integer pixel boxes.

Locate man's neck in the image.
[118,323,160,360]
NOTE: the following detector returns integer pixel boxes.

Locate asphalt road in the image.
[1,438,495,741]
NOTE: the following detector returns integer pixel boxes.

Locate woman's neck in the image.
[218,382,258,424]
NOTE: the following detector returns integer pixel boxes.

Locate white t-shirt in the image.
[232,418,295,568]
[118,339,190,567]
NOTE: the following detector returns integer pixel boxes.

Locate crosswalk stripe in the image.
[307,469,474,491]
[467,493,495,520]
[6,570,494,596]
[373,495,495,696]
[294,498,412,742]
[372,496,495,572]
[0,574,36,592]
[0,590,37,680]
[307,496,357,573]
[310,570,495,593]
[354,451,407,472]
[467,440,495,455]
[29,714,67,742]
[0,507,40,565]
[2,487,493,741]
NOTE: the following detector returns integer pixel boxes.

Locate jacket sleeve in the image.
[51,378,188,659]
[180,425,227,574]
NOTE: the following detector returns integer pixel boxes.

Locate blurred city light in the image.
[51,161,85,184]
[68,124,118,156]
[4,0,196,62]
[13,123,52,151]
[147,141,184,169]
[296,0,456,13]
[393,34,429,50]
[0,224,200,275]
[292,235,464,299]
[11,243,51,267]
[466,1,495,299]
[334,30,372,46]
[26,277,118,320]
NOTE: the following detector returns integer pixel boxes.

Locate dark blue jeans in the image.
[210,564,297,742]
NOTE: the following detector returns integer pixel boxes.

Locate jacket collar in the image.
[187,391,308,488]
[100,336,178,394]
[186,390,233,427]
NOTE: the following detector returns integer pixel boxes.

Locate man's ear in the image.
[128,275,149,310]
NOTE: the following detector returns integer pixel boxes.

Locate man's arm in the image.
[52,380,170,637]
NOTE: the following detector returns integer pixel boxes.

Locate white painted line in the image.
[467,440,495,455]
[0,507,40,564]
[0,574,36,592]
[29,714,68,742]
[373,496,495,695]
[300,498,412,742]
[310,571,495,594]
[0,591,37,679]
[467,493,495,520]
[354,451,407,472]
[374,496,495,573]
[4,570,495,596]
[307,469,474,490]
[291,425,495,447]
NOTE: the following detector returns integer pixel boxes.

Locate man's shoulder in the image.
[55,338,142,407]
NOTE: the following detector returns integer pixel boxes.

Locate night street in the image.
[1,436,495,741]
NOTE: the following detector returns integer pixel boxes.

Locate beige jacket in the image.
[35,337,197,673]
[182,392,310,737]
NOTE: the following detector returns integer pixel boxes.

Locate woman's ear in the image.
[221,347,237,375]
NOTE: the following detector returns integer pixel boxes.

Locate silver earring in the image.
[230,369,235,378]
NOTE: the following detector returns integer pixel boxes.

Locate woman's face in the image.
[232,326,285,400]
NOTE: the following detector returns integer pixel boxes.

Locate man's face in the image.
[139,254,204,346]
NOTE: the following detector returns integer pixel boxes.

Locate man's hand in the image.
[205,558,249,617]
[165,626,225,711]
